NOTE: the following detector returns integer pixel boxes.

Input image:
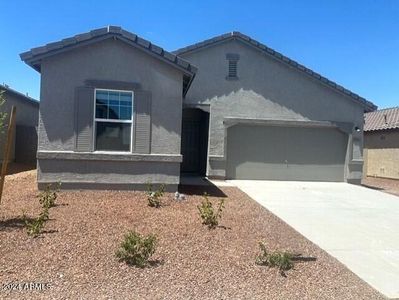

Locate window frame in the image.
[93,88,135,153]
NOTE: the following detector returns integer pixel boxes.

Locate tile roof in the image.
[0,84,39,105]
[173,31,377,112]
[364,107,399,132]
[20,26,197,95]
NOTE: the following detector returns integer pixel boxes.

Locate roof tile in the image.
[364,107,399,131]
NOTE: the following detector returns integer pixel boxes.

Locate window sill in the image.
[37,151,183,163]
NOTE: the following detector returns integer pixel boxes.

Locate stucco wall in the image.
[180,39,366,182]
[0,90,39,162]
[364,130,399,179]
[38,38,184,187]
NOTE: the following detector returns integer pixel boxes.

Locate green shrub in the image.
[255,242,294,275]
[0,90,7,134]
[146,183,165,208]
[116,231,157,267]
[197,193,225,229]
[24,183,60,237]
[24,207,49,237]
[38,183,61,209]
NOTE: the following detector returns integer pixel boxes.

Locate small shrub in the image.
[24,183,60,237]
[255,242,294,275]
[146,183,165,208]
[197,192,225,229]
[24,207,49,237]
[0,90,7,134]
[38,183,61,209]
[116,230,157,267]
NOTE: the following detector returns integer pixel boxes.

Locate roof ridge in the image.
[173,31,376,112]
[0,83,39,104]
[20,26,197,75]
[366,106,399,113]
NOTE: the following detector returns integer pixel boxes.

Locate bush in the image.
[116,230,157,267]
[146,183,165,208]
[255,242,294,275]
[0,90,7,134]
[197,193,225,229]
[24,183,60,237]
[38,183,61,209]
[24,207,49,237]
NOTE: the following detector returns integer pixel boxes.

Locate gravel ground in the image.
[362,176,399,197]
[0,171,385,299]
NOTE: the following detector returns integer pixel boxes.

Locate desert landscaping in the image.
[0,168,385,299]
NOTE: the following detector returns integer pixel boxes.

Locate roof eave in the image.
[174,32,377,112]
[20,27,197,95]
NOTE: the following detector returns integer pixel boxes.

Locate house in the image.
[363,107,399,179]
[0,84,39,165]
[20,26,376,190]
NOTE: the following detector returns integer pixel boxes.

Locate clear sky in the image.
[0,0,398,109]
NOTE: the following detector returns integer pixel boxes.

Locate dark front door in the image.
[181,120,201,173]
[181,109,209,175]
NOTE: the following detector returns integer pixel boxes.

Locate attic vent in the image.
[226,53,240,80]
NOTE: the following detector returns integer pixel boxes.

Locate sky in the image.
[0,0,398,109]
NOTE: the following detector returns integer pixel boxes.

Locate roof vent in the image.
[384,114,388,124]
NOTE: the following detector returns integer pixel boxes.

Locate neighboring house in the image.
[363,107,399,179]
[0,84,39,164]
[20,26,376,189]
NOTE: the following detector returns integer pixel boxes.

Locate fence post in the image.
[0,106,17,205]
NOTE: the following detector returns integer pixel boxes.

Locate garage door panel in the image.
[232,162,289,180]
[285,164,345,181]
[286,127,347,165]
[226,124,347,181]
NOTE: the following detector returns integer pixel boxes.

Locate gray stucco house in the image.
[0,84,39,165]
[20,26,376,189]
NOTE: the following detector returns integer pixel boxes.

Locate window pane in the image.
[120,92,132,103]
[95,90,133,120]
[96,104,108,119]
[95,122,131,151]
[109,92,119,101]
[96,91,108,105]
[109,99,119,106]
[120,106,132,120]
[120,100,131,106]
[108,105,120,119]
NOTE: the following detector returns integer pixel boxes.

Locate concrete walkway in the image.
[231,180,399,299]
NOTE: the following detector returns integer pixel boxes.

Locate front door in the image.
[181,109,209,175]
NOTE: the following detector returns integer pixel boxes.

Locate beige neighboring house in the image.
[364,107,399,179]
[0,84,39,164]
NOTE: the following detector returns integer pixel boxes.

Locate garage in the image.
[226,124,348,181]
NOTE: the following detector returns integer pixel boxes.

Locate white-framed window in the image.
[94,88,134,152]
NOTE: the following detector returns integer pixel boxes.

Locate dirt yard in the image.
[0,170,384,299]
[362,176,399,197]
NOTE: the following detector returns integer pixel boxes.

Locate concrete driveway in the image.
[231,180,399,299]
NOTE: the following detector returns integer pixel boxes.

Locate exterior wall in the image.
[0,90,39,163]
[38,38,184,188]
[364,130,399,179]
[180,39,366,182]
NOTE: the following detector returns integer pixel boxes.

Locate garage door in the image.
[226,125,348,181]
